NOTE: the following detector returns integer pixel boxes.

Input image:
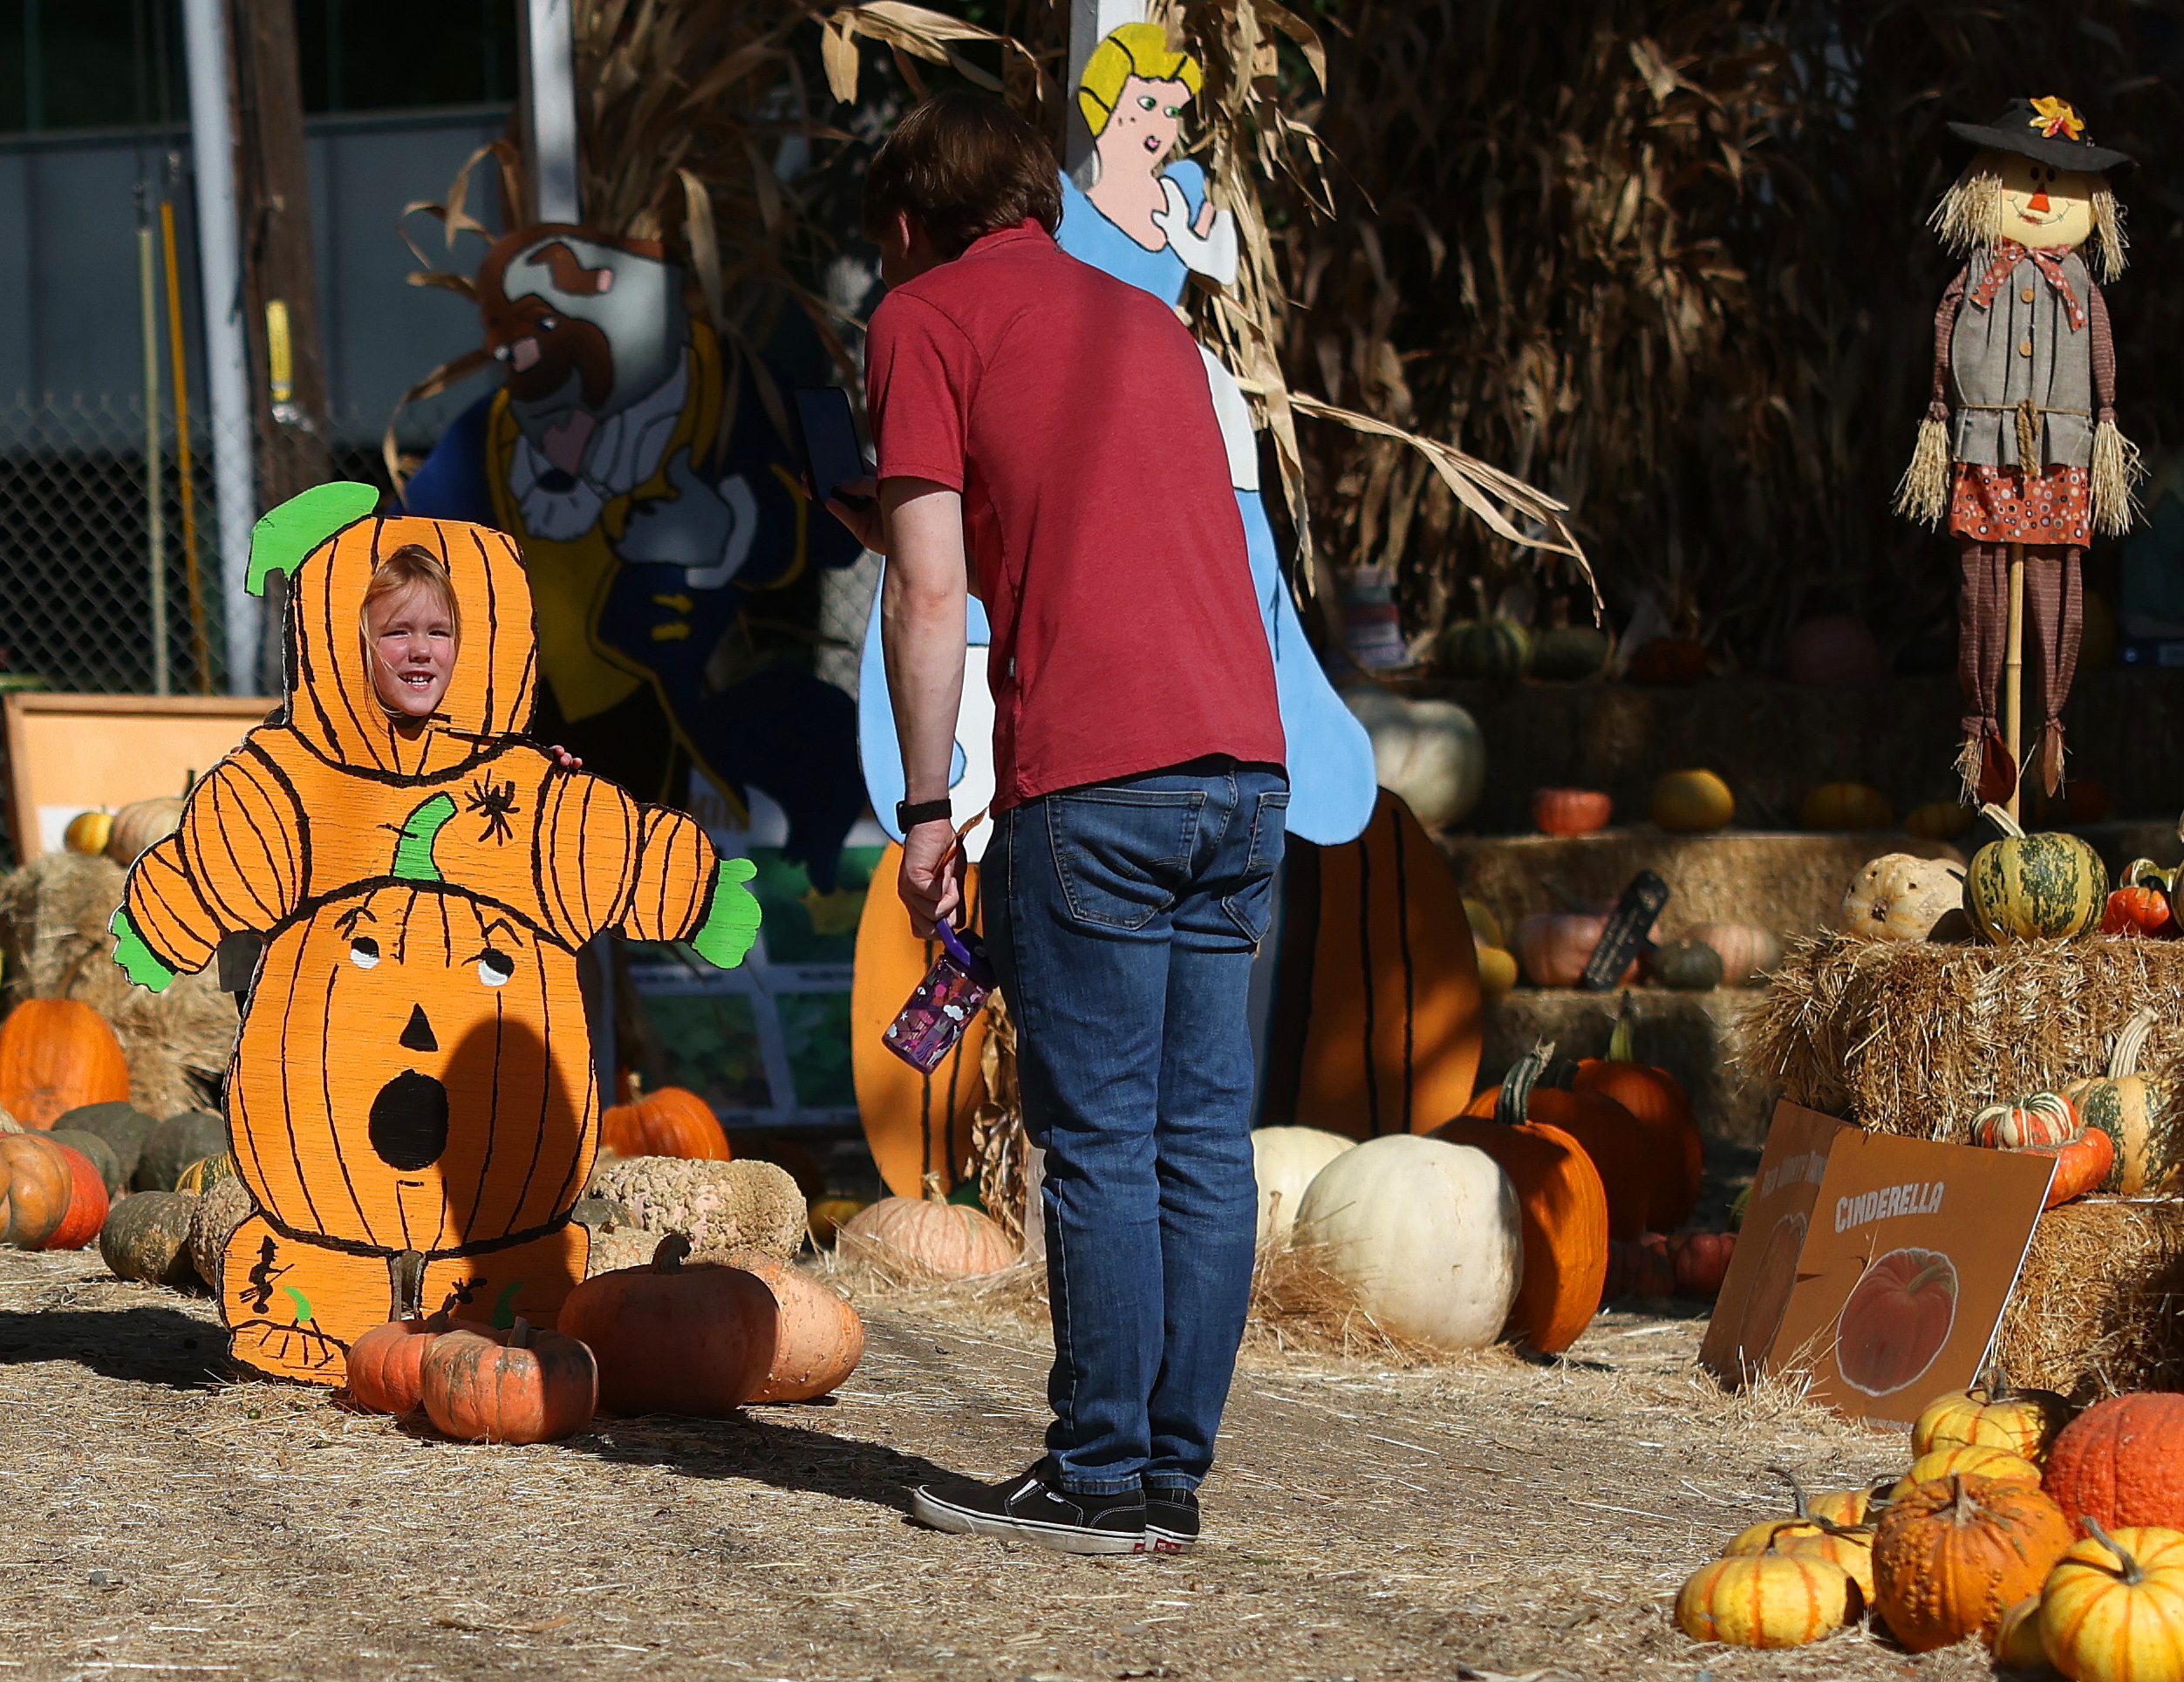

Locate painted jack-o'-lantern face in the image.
[1979,147,2100,252]
[229,794,590,1256]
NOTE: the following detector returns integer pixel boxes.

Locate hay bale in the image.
[1995,1199,2184,1401]
[0,852,236,1117]
[1444,829,1960,950]
[1739,933,2184,1137]
[1486,987,1776,1144]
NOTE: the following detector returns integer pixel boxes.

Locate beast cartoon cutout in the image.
[109,482,761,1384]
[402,225,867,889]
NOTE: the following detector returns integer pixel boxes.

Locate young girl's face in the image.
[367,582,457,718]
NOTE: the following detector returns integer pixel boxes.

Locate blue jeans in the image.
[986,759,1287,1495]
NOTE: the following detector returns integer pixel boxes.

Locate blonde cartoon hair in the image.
[1076,23,1202,140]
[1932,154,2127,282]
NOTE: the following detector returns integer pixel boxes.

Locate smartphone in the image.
[792,385,870,511]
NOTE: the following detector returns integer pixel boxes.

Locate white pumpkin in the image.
[1685,920,1783,985]
[1839,854,1970,943]
[1341,688,1486,831]
[1292,1134,1523,1350]
[1251,1126,1357,1249]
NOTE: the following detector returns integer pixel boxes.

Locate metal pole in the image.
[161,194,213,693]
[181,0,259,696]
[524,0,580,223]
[2004,541,2026,821]
[139,214,169,697]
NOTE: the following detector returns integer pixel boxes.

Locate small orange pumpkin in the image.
[2023,1127,2116,1209]
[1570,996,1703,1231]
[557,1235,777,1417]
[599,1078,731,1161]
[1531,788,1612,836]
[0,1000,131,1130]
[1872,1473,2075,1652]
[1467,1044,1648,1241]
[725,1250,867,1403]
[345,1317,450,1415]
[1672,1231,1737,1298]
[1972,1092,2081,1151]
[0,1132,80,1247]
[39,1143,109,1250]
[2044,1393,2184,1535]
[2103,886,2174,937]
[419,1318,597,1443]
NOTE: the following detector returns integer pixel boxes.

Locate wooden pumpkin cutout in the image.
[109,487,762,1384]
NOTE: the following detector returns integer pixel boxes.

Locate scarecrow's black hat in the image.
[1948,97,2132,172]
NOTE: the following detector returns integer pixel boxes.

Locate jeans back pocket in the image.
[1047,789,1205,930]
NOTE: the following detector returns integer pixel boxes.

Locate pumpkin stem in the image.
[1608,991,1636,1065]
[1979,801,2026,841]
[2109,1009,2159,1081]
[1497,1041,1555,1127]
[1766,1465,1812,1520]
[391,1248,427,1322]
[921,1170,949,1205]
[508,1317,533,1350]
[2082,1515,2146,1585]
[652,1232,692,1273]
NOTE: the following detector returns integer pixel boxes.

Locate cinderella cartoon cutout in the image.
[857,21,1375,855]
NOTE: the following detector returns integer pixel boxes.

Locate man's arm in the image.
[880,475,969,936]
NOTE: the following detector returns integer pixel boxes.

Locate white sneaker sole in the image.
[911,1487,1146,1556]
[1146,1525,1197,1554]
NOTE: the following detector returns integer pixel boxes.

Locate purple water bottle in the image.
[884,918,997,1074]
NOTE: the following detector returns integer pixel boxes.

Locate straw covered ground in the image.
[3,1243,2015,1682]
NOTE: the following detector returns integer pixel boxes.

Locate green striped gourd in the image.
[1964,804,2107,942]
[1441,620,1533,681]
[2062,1009,2182,1195]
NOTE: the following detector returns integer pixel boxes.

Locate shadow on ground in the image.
[573,1407,957,1513]
[0,1304,226,1388]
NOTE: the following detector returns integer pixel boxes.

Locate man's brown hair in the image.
[862,91,1061,260]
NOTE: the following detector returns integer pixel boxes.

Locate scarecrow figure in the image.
[1897,97,2140,802]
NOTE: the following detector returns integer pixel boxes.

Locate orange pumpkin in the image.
[1431,1049,1608,1354]
[39,1143,108,1250]
[345,1317,448,1414]
[1672,1231,1736,1298]
[1531,788,1612,836]
[2103,886,2174,937]
[0,1000,131,1129]
[1872,1473,2075,1652]
[0,1132,82,1247]
[726,1250,868,1403]
[599,1079,730,1161]
[558,1236,777,1417]
[2023,1127,2116,1209]
[1467,1045,1648,1241]
[2044,1393,2184,1536]
[111,497,760,1386]
[420,1318,597,1443]
[839,1187,1019,1279]
[1571,993,1703,1229]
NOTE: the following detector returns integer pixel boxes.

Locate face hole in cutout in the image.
[368,1070,450,1171]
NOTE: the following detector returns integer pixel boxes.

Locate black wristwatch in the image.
[896,798,952,831]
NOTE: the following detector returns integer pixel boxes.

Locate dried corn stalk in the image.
[969,992,1027,1246]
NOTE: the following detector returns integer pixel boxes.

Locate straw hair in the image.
[2092,416,2143,536]
[1931,161,2127,282]
[1893,416,1952,528]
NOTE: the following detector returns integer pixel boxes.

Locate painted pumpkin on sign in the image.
[109,487,762,1384]
[1834,1246,1958,1398]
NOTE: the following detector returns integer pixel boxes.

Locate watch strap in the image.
[896,798,953,831]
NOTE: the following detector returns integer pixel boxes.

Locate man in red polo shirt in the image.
[828,92,1287,1556]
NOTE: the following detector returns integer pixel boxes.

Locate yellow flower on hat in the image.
[2030,96,2085,140]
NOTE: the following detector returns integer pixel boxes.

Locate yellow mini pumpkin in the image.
[1650,769,1734,834]
[1912,1373,2073,1465]
[1801,781,1894,832]
[1889,1445,2045,1503]
[2041,1521,2184,1682]
[1676,1542,1860,1648]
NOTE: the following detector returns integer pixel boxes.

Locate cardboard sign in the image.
[1703,1101,2052,1423]
[4,691,270,860]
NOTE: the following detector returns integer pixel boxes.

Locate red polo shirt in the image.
[863,220,1283,810]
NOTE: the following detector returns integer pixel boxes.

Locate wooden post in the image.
[229,0,334,687]
[2004,541,2026,820]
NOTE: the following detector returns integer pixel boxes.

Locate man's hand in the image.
[898,817,966,939]
[825,474,887,554]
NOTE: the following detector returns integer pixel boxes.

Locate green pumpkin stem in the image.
[1767,1465,1812,1520]
[1497,1041,1555,1127]
[1608,991,1636,1065]
[1978,801,2026,840]
[2083,1515,2146,1585]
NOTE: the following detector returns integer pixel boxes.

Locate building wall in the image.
[0,103,507,448]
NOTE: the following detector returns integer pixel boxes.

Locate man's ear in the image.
[896,209,919,258]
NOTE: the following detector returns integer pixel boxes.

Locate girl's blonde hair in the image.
[360,544,461,699]
[1077,23,1201,141]
[1932,154,2127,282]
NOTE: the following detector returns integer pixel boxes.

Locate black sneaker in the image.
[1144,1487,1199,1552]
[911,1460,1146,1556]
